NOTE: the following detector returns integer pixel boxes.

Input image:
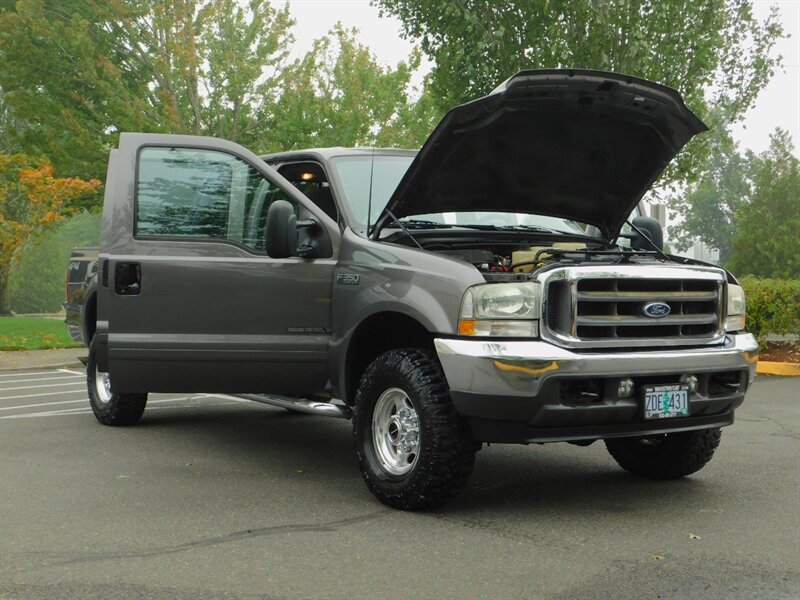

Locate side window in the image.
[136,147,288,252]
[276,161,338,222]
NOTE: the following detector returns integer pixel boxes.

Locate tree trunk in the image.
[0,262,12,315]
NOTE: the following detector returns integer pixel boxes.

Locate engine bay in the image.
[432,240,668,282]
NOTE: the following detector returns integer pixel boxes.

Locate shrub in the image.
[739,277,800,346]
[8,212,100,314]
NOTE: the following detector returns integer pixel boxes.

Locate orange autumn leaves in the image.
[0,153,100,268]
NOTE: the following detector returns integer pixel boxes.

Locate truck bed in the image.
[65,246,99,345]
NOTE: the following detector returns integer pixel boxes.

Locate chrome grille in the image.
[541,266,725,349]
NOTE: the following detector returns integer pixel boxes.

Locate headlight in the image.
[725,284,746,332]
[458,283,540,337]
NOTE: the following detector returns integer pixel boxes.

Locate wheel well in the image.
[84,293,97,344]
[344,312,434,405]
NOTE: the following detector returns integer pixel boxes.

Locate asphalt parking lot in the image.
[1,367,798,600]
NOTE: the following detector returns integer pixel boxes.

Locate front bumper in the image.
[434,333,758,443]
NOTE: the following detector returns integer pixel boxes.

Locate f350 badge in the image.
[337,273,360,285]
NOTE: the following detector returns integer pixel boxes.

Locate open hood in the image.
[377,69,707,237]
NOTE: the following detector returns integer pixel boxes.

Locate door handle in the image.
[115,262,141,295]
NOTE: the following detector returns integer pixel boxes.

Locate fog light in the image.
[679,374,698,393]
[618,378,635,398]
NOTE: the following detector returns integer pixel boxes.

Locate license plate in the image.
[643,384,690,419]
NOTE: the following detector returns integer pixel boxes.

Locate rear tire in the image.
[87,339,147,426]
[605,428,722,479]
[353,349,478,510]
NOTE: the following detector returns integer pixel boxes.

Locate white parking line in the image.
[0,381,86,392]
[0,395,212,412]
[0,374,83,385]
[0,395,241,419]
[1,389,88,401]
[1,398,88,411]
[0,370,76,378]
[2,395,205,412]
[0,367,84,381]
[1,407,94,419]
[148,396,203,404]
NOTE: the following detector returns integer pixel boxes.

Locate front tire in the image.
[605,428,722,480]
[87,339,148,426]
[353,349,477,510]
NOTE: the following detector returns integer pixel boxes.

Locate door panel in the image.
[105,134,338,395]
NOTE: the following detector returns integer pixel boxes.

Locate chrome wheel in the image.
[87,339,147,426]
[94,369,112,405]
[372,387,420,476]
[354,349,477,509]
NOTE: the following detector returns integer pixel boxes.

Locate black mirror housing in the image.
[630,216,664,251]
[266,200,333,259]
[266,200,298,258]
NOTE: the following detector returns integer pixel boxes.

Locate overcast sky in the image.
[272,0,800,158]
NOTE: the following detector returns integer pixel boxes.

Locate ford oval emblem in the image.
[643,302,671,318]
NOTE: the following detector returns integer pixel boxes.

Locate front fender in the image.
[329,230,484,398]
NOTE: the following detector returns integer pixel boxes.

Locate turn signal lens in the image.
[725,314,746,332]
[726,284,746,332]
[458,320,476,336]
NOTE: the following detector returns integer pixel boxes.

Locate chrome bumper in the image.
[434,333,758,399]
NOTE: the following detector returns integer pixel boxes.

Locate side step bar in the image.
[232,394,351,419]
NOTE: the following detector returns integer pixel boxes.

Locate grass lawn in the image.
[0,316,82,351]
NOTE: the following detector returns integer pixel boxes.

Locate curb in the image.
[756,361,800,377]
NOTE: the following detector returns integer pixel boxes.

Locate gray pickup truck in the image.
[66,69,758,510]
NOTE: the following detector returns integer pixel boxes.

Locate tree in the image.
[373,0,784,193]
[262,25,437,151]
[727,130,799,278]
[374,75,443,149]
[669,129,749,265]
[0,2,436,190]
[0,0,295,183]
[0,153,100,313]
[7,212,100,314]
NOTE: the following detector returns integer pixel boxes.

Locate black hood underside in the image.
[378,69,707,237]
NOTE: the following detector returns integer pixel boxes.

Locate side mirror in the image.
[266,200,298,258]
[630,216,664,251]
[266,200,333,259]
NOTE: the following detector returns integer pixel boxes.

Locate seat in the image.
[303,187,338,222]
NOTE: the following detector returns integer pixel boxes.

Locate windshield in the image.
[330,155,414,233]
[331,153,588,236]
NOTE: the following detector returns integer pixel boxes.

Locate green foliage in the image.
[740,277,800,345]
[669,130,749,264]
[375,77,442,149]
[7,212,100,314]
[373,0,785,194]
[0,315,82,350]
[0,0,295,182]
[0,152,100,313]
[0,2,435,189]
[262,25,437,152]
[727,130,800,278]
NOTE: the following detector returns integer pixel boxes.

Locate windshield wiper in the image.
[459,223,591,237]
[493,224,562,234]
[389,219,454,229]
